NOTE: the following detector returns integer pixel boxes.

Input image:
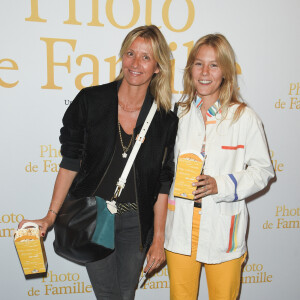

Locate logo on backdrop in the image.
[1,0,195,90]
[140,265,169,290]
[26,266,169,296]
[25,0,195,32]
[270,150,284,172]
[263,205,300,230]
[2,1,243,94]
[0,213,24,238]
[274,83,300,110]
[25,145,61,173]
[0,58,19,88]
[38,37,195,93]
[27,270,92,296]
[242,263,272,284]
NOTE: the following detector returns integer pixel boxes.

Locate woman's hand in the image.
[192,174,218,201]
[144,240,166,273]
[18,212,56,237]
[17,168,78,237]
[144,193,167,273]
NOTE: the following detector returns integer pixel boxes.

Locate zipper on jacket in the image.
[132,130,144,251]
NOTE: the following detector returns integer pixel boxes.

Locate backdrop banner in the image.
[1,1,299,299]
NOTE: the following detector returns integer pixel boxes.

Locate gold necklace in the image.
[118,121,134,158]
[118,102,142,113]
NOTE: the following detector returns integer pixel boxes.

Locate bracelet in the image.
[49,209,58,216]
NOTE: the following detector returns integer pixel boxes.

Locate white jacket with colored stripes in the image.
[164,101,274,264]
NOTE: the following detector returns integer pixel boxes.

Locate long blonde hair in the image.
[116,25,172,112]
[180,33,246,121]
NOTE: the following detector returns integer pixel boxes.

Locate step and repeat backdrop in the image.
[1,1,299,299]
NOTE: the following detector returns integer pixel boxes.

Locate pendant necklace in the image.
[118,122,134,158]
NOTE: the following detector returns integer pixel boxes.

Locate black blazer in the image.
[59,80,178,247]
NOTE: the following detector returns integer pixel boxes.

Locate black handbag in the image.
[53,195,113,265]
[53,102,158,265]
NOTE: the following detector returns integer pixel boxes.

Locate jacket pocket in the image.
[215,208,247,253]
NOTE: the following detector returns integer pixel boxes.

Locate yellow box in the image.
[174,153,204,200]
[14,222,47,275]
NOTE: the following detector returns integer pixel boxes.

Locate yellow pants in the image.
[166,207,246,300]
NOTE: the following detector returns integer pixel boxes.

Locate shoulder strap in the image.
[113,101,157,198]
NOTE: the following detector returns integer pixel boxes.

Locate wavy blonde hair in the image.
[179,33,246,121]
[115,25,172,112]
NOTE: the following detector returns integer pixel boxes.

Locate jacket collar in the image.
[194,96,221,121]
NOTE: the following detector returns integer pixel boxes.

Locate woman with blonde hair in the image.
[165,33,274,299]
[19,25,178,300]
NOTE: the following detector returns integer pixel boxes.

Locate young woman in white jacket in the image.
[164,34,274,300]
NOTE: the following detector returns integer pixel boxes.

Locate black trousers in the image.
[86,210,147,300]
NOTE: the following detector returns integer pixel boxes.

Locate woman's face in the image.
[122,37,159,89]
[191,45,223,102]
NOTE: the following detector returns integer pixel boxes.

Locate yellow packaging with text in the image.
[174,153,204,199]
[14,222,47,275]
